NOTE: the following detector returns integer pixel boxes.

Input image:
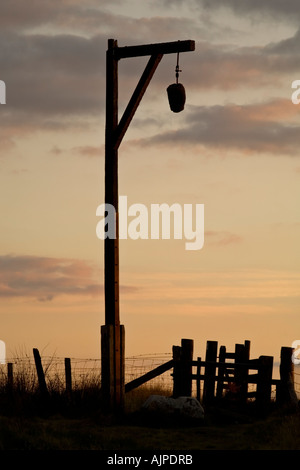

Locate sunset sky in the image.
[0,0,300,369]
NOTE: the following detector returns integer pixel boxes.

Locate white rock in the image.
[141,395,204,421]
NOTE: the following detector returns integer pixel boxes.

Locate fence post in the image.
[234,343,249,403]
[65,358,72,395]
[256,355,273,411]
[101,324,114,407]
[172,340,193,397]
[216,345,226,399]
[7,362,13,392]
[196,357,201,402]
[33,348,49,398]
[203,340,218,405]
[279,346,298,409]
[172,345,181,397]
[181,339,193,397]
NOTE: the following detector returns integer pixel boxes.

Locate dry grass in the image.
[0,356,300,450]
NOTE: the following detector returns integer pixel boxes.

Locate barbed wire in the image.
[1,354,300,399]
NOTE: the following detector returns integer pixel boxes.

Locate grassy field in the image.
[1,409,300,451]
[0,357,299,451]
[0,384,300,450]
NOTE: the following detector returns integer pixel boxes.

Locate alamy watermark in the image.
[96,196,204,251]
[0,80,6,104]
[291,80,300,104]
[292,340,300,365]
[0,341,5,364]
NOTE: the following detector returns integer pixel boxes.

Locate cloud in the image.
[0,33,106,115]
[0,0,121,33]
[186,31,300,92]
[1,1,300,153]
[134,99,300,156]
[199,0,300,22]
[0,254,136,302]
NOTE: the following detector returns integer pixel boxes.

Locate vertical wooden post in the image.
[244,340,251,358]
[216,345,226,399]
[196,357,201,402]
[172,345,181,398]
[120,324,125,409]
[33,348,49,398]
[256,355,273,410]
[101,324,114,407]
[279,346,298,408]
[102,38,125,413]
[242,340,250,402]
[234,343,249,403]
[172,340,193,397]
[104,39,119,330]
[101,324,125,410]
[65,358,72,395]
[180,339,193,397]
[203,340,218,405]
[7,362,13,391]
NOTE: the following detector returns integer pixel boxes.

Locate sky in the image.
[0,0,300,371]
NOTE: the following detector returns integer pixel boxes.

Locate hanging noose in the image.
[175,51,181,84]
[167,51,186,113]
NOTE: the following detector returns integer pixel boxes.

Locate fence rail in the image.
[0,340,298,411]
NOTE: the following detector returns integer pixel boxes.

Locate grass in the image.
[0,358,299,450]
[1,402,300,451]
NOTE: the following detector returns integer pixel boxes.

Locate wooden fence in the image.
[1,340,297,410]
[125,339,298,409]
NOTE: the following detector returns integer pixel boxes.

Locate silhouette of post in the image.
[101,38,195,412]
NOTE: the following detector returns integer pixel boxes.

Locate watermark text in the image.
[292,340,300,364]
[0,80,6,104]
[291,80,300,104]
[0,340,5,364]
[96,196,204,251]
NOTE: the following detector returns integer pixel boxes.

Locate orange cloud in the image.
[0,254,136,302]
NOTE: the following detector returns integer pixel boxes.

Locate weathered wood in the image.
[65,358,72,395]
[203,341,218,405]
[7,362,13,391]
[223,352,236,360]
[105,38,119,327]
[256,355,273,410]
[180,339,194,397]
[103,40,122,412]
[244,340,251,358]
[125,359,174,393]
[196,357,201,402]
[119,324,125,409]
[216,345,226,399]
[247,373,260,384]
[101,324,125,410]
[234,343,249,403]
[114,54,163,150]
[115,40,195,60]
[33,348,49,397]
[101,324,114,408]
[103,38,195,413]
[172,340,194,397]
[278,346,298,408]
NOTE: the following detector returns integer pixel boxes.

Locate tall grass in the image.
[0,354,300,450]
[0,353,173,419]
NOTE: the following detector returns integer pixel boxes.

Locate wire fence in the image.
[1,353,299,400]
[0,353,174,393]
